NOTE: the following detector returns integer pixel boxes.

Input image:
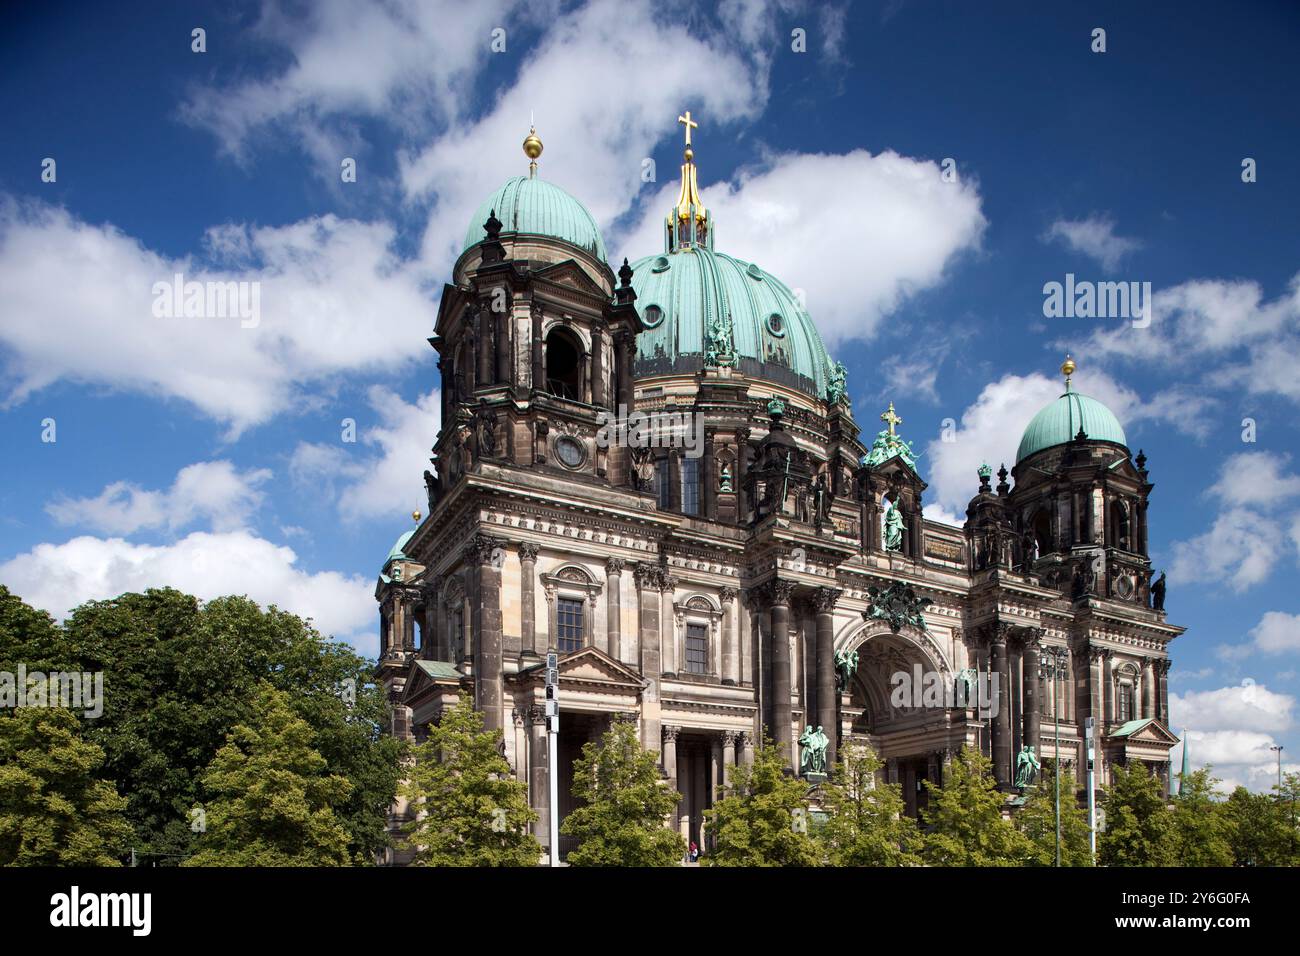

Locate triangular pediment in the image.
[1109,717,1180,746]
[517,646,645,689]
[534,259,607,297]
[401,657,464,704]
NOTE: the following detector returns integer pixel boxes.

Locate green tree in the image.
[45,588,400,863]
[1222,785,1298,866]
[922,746,1033,866]
[1098,761,1178,867]
[184,682,353,866]
[0,708,133,866]
[1015,764,1093,866]
[400,694,539,866]
[817,741,921,866]
[1168,767,1233,866]
[561,719,684,866]
[704,734,820,866]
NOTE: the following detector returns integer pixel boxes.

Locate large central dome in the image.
[629,246,834,399]
[625,122,837,402]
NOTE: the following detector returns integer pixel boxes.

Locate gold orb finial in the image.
[411,510,421,523]
[1061,354,1076,390]
[523,125,542,177]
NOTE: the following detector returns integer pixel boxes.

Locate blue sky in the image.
[1,0,1298,791]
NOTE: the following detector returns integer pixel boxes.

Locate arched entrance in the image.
[839,623,955,819]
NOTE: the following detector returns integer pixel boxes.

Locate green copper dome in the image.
[385,529,415,566]
[1016,389,1127,463]
[463,176,607,261]
[628,246,835,400]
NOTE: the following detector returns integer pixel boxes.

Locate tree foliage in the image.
[704,734,820,866]
[1168,767,1234,866]
[816,741,921,866]
[1015,764,1093,866]
[1098,761,1178,867]
[1222,784,1299,866]
[400,694,539,867]
[0,707,133,866]
[561,719,684,866]
[184,683,353,866]
[0,587,401,864]
[922,746,1032,866]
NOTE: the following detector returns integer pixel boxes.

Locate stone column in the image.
[591,329,605,408]
[634,563,664,753]
[662,725,679,781]
[1010,637,1023,755]
[1156,659,1171,723]
[813,586,841,769]
[739,731,754,768]
[528,706,549,847]
[661,578,677,676]
[615,330,635,409]
[768,580,796,765]
[722,731,737,787]
[1102,650,1115,725]
[720,587,739,685]
[1141,656,1155,719]
[519,542,540,658]
[530,306,544,391]
[989,624,1012,789]
[477,306,494,386]
[467,534,504,731]
[1022,630,1042,754]
[605,558,623,659]
[495,306,511,383]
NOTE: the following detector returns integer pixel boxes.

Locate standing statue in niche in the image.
[1151,570,1167,611]
[834,648,859,690]
[423,469,437,512]
[1021,531,1038,572]
[630,445,656,493]
[883,499,905,552]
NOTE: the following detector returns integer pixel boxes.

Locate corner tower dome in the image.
[462,126,608,262]
[627,111,840,403]
[1015,356,1128,463]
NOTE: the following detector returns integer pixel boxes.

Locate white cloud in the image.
[1168,507,1288,592]
[1209,451,1300,507]
[179,0,534,165]
[291,387,440,522]
[1170,680,1294,734]
[0,201,435,435]
[402,0,775,273]
[1068,272,1300,403]
[0,532,377,653]
[45,461,271,535]
[1042,214,1141,271]
[619,149,986,345]
[1246,611,1300,655]
[923,502,965,528]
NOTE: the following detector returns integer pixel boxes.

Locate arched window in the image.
[1112,500,1131,551]
[545,328,582,399]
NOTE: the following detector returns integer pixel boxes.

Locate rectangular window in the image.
[681,457,700,516]
[685,623,708,675]
[656,458,672,510]
[557,598,584,653]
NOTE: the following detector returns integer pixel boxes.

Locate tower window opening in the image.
[545,329,582,399]
[681,457,701,515]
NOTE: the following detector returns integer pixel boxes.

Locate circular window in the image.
[651,256,671,273]
[746,262,764,280]
[766,312,786,337]
[1115,575,1134,599]
[642,304,664,328]
[555,436,586,469]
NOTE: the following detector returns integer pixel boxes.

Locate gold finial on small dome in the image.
[523,125,543,178]
[411,510,421,523]
[1061,354,1076,390]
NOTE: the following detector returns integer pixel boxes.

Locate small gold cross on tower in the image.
[678,110,698,148]
[881,402,902,436]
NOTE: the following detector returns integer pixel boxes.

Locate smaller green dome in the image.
[1016,389,1127,463]
[385,529,415,566]
[463,176,607,261]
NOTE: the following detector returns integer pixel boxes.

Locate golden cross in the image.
[678,110,698,148]
[881,402,902,436]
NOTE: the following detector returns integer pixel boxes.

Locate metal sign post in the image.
[1085,717,1097,861]
[545,652,559,867]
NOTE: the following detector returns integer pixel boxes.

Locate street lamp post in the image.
[1271,745,1284,794]
[1039,646,1070,867]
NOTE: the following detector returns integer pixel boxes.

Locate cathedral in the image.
[374,115,1185,860]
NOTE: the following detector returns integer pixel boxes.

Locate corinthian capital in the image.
[812,586,842,614]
